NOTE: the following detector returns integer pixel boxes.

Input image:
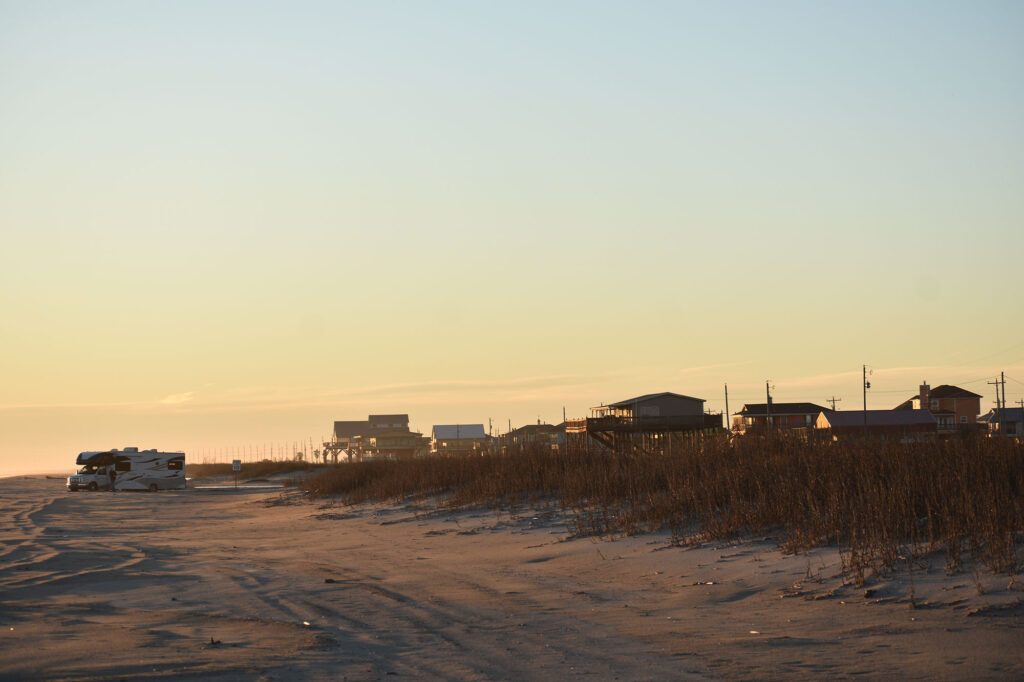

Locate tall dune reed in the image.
[303,436,1023,581]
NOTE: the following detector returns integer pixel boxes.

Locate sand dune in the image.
[1,475,1021,680]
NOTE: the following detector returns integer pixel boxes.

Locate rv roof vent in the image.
[123,447,139,452]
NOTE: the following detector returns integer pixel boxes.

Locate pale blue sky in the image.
[1,1,1022,472]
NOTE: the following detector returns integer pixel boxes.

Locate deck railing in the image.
[581,414,720,431]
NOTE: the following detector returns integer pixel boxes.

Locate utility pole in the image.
[1001,371,1007,438]
[989,375,1004,436]
[862,365,871,438]
[765,381,772,433]
[827,396,842,411]
[724,383,730,432]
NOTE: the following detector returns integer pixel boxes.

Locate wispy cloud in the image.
[199,373,617,413]
[4,363,1019,414]
[0,372,611,413]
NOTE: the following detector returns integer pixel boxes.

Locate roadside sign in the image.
[232,460,241,471]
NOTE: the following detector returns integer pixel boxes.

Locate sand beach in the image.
[1,474,1022,680]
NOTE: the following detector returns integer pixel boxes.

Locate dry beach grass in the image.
[304,436,1024,584]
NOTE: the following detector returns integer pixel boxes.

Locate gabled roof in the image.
[818,409,936,427]
[605,392,704,408]
[333,420,369,438]
[896,384,983,408]
[510,423,564,436]
[369,414,409,424]
[978,408,1024,423]
[432,424,487,439]
[929,385,983,399]
[736,402,827,416]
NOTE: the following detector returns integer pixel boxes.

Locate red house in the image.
[894,382,982,433]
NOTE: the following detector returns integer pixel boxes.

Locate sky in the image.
[1,1,1022,474]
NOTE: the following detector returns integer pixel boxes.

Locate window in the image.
[930,400,939,409]
[960,416,968,424]
[167,460,183,471]
[115,461,131,472]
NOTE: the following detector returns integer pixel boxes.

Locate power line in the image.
[957,374,1002,385]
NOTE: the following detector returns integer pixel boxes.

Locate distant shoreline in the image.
[1,472,74,480]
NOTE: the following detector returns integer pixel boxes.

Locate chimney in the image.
[919,382,930,409]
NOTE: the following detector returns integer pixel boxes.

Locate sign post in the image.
[232,459,241,489]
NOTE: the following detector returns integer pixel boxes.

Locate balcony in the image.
[581,414,720,432]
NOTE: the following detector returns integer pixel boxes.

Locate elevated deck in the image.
[565,414,723,453]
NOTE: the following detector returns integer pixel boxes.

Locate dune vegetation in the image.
[302,436,1024,583]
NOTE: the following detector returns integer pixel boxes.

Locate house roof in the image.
[895,384,983,408]
[736,402,827,416]
[604,392,705,409]
[978,408,1024,423]
[510,423,565,436]
[432,424,487,439]
[333,420,369,438]
[929,385,983,399]
[369,414,409,424]
[818,409,936,427]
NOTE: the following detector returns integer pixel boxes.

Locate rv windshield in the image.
[77,464,105,475]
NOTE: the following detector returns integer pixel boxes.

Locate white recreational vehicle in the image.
[67,447,186,491]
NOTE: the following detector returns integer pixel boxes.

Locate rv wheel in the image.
[88,482,98,491]
[148,484,158,492]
